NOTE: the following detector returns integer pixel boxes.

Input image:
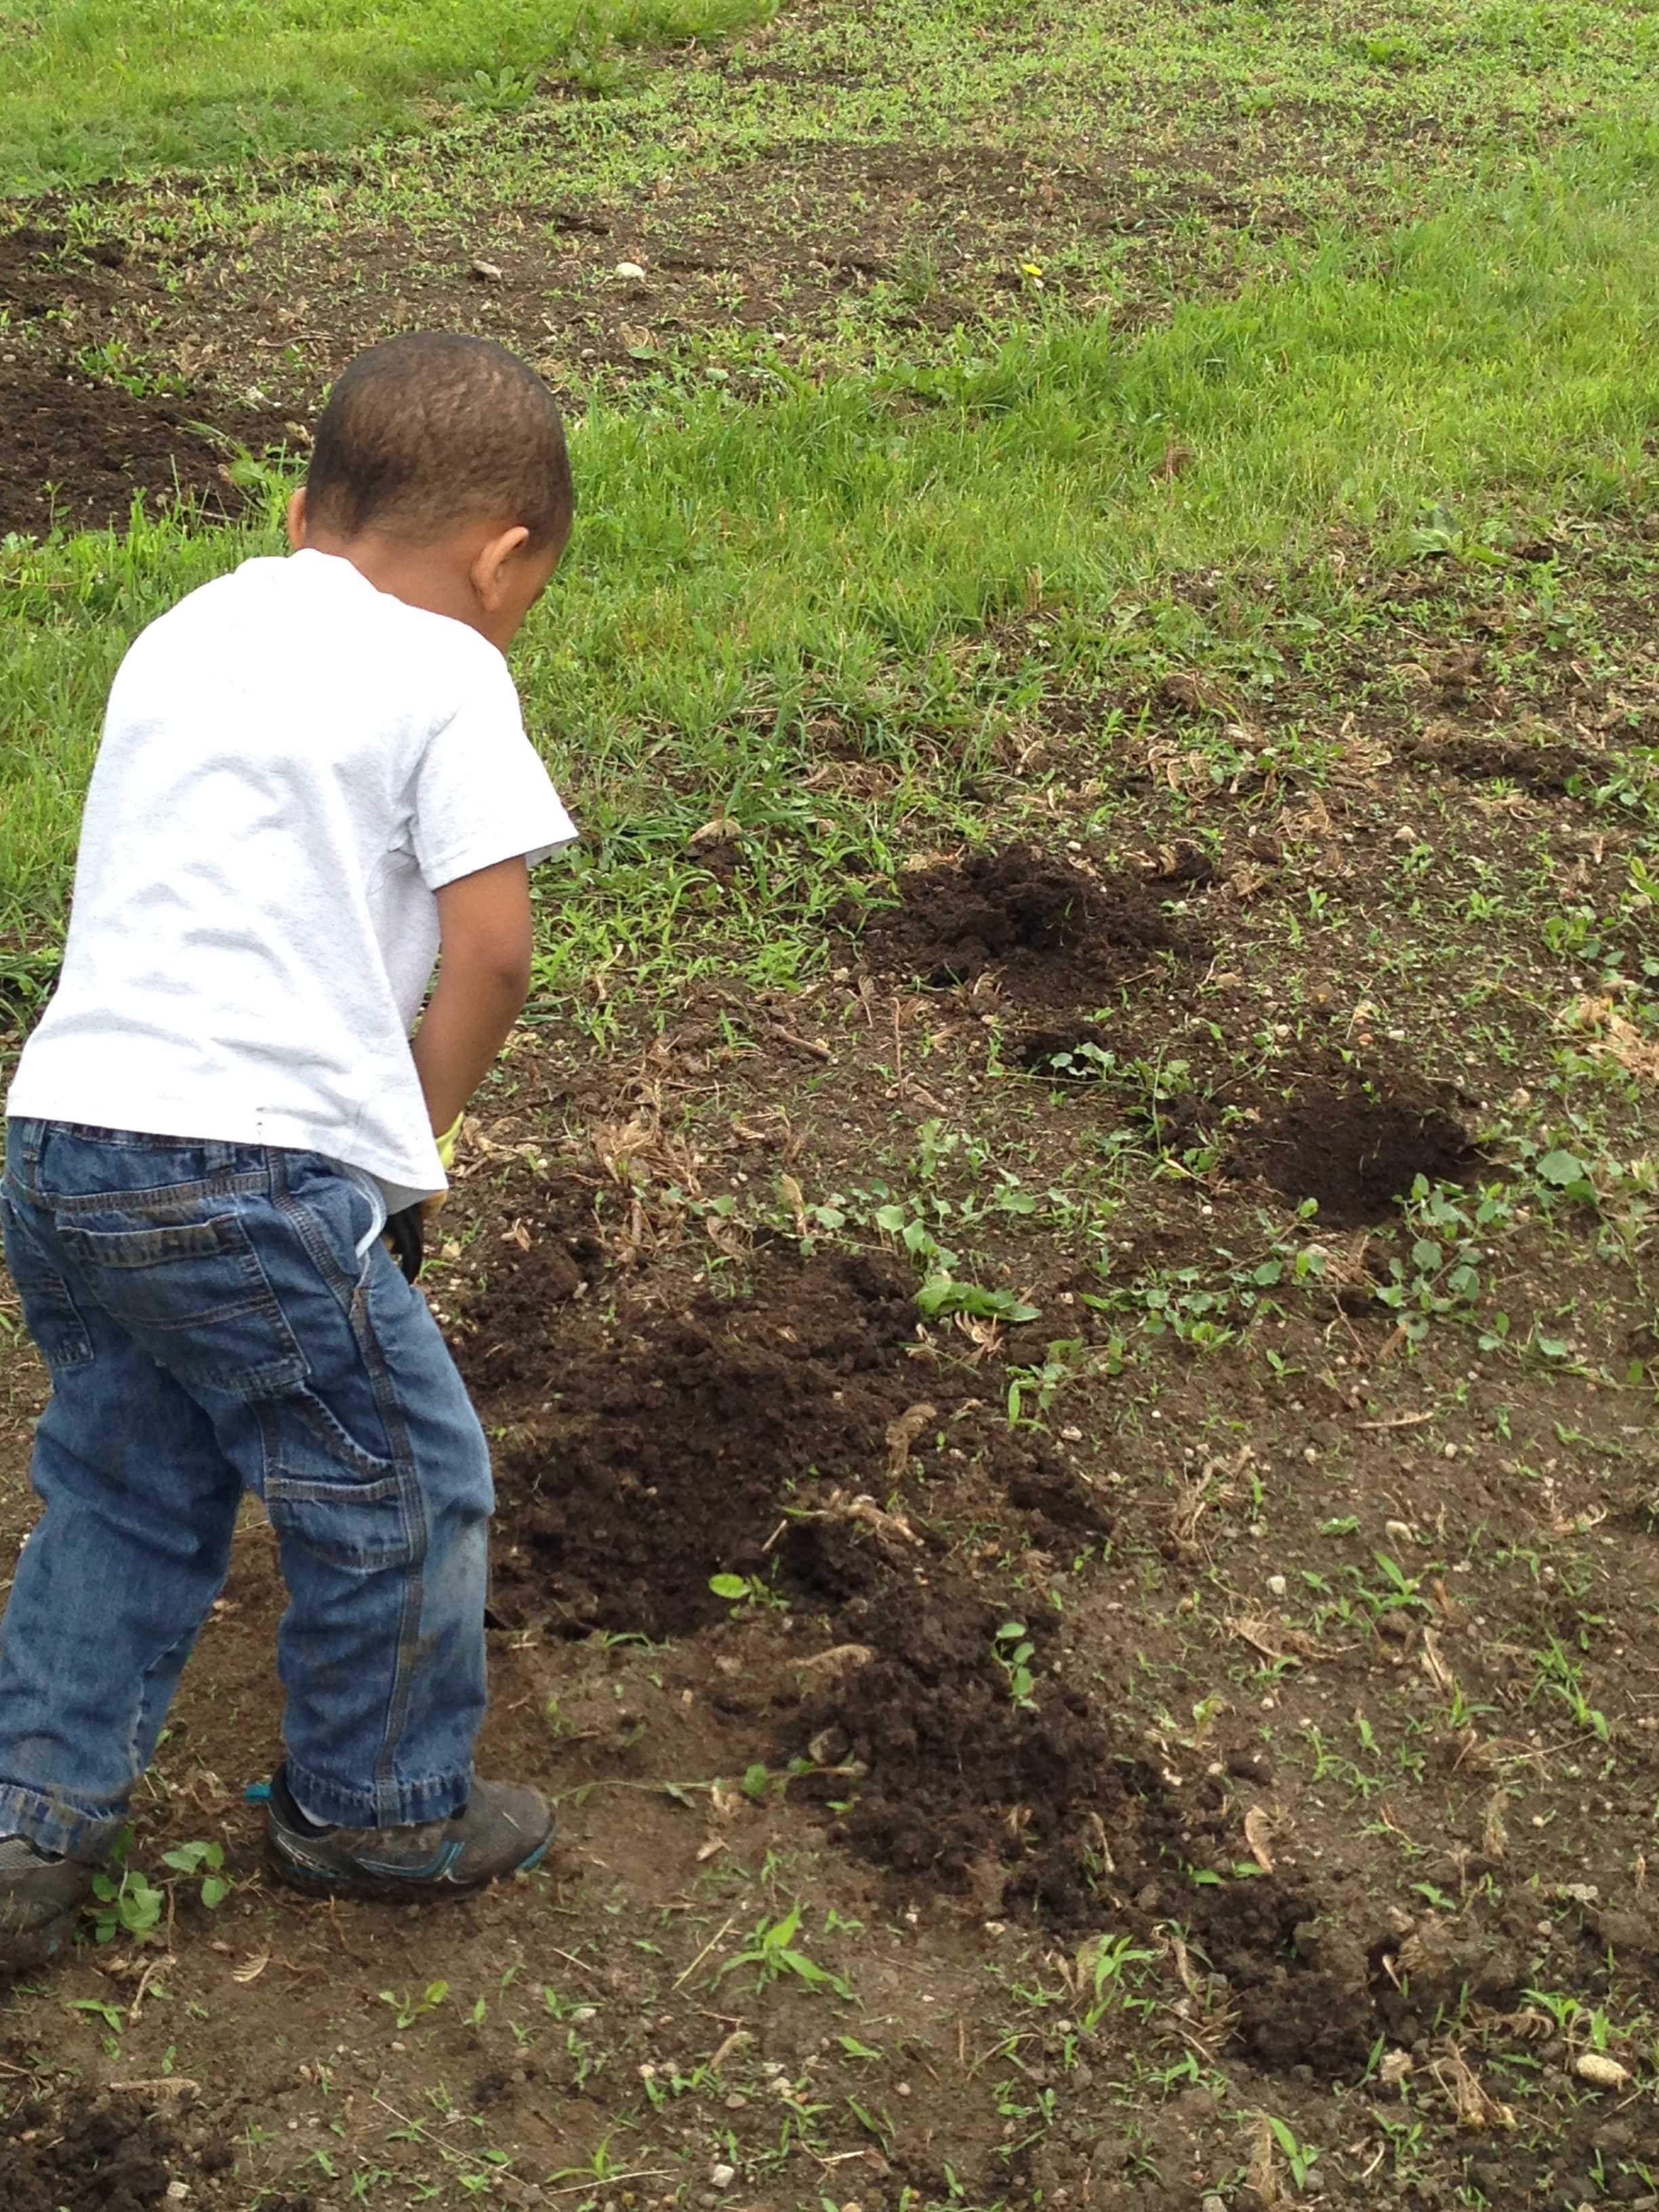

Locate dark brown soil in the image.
[468,1250,930,1638]
[1399,731,1591,795]
[447,1179,607,1390]
[2,2095,243,2212]
[1242,1069,1483,1227]
[859,844,1198,1007]
[0,227,293,537]
[0,225,127,317]
[0,359,289,539]
[794,1569,1166,1926]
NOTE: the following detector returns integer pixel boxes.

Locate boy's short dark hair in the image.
[306,332,573,550]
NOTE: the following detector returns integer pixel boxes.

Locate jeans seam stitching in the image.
[48,1170,272,1216]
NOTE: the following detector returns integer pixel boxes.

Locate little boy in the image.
[0,332,577,1971]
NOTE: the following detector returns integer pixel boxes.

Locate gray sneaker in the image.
[0,1835,96,1975]
[264,1767,554,1902]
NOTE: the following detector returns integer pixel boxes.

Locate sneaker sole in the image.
[264,1830,552,1904]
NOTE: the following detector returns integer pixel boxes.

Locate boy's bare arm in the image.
[411,857,534,1142]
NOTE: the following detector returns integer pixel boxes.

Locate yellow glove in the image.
[434,1114,463,1172]
[424,1115,463,1221]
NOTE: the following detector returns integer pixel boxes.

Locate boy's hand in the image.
[411,857,534,1141]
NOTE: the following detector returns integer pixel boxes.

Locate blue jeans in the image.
[0,1120,493,1859]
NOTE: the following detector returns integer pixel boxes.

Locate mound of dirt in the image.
[476,1252,930,1638]
[0,359,289,539]
[794,1573,1163,1925]
[1187,1879,1378,2078]
[1242,1073,1481,1227]
[859,844,1197,1007]
[451,1181,607,1394]
[1,2095,258,2212]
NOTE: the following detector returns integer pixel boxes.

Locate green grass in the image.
[5,123,1657,989]
[0,0,773,192]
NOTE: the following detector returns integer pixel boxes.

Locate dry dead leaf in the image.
[231,1950,271,1985]
[1246,2112,1283,2207]
[792,1643,875,1676]
[1226,1614,1326,1664]
[709,2027,751,2072]
[1244,1805,1275,1875]
[831,1491,922,1548]
[1482,1791,1509,1862]
[1563,994,1659,1080]
[779,1172,809,1237]
[1421,1627,1457,1697]
[1431,2039,1515,2130]
[885,1402,938,1478]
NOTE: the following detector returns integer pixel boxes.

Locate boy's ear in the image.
[285,488,309,550]
[470,525,533,612]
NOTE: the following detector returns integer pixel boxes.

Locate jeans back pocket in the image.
[56,1212,305,1392]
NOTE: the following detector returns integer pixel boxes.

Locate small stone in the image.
[1203,2197,1227,2212]
[1266,1574,1288,1598]
[615,260,647,280]
[167,2188,190,2206]
[710,2164,736,2189]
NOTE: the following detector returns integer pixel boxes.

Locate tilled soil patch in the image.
[0,359,291,539]
[1,222,294,535]
[1241,1067,1483,1227]
[859,843,1200,1008]
[467,1250,930,1638]
[790,1561,1168,1925]
[3,2093,260,2212]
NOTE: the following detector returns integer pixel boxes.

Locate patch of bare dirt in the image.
[1399,731,1592,795]
[0,360,290,539]
[1240,1068,1483,1227]
[3,2094,264,2212]
[859,844,1200,1008]
[465,1249,928,1638]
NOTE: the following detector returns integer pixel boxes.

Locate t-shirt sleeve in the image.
[407,649,577,890]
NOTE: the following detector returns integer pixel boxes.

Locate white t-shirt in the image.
[7,549,576,1206]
